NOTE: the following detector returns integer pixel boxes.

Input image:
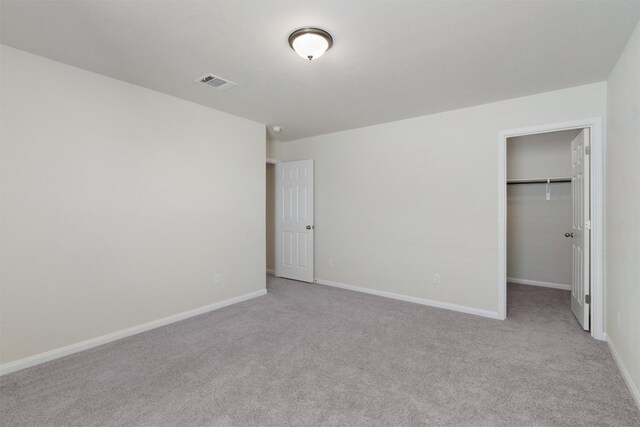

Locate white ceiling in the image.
[2,1,639,141]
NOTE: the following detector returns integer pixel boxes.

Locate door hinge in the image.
[585,220,592,230]
[585,145,591,155]
[585,295,591,304]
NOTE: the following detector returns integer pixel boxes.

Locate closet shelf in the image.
[507,176,571,185]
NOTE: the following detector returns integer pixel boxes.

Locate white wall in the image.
[507,131,577,286]
[266,139,283,160]
[281,83,606,316]
[606,21,640,406]
[0,46,266,364]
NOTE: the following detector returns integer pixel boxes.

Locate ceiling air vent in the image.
[196,74,237,92]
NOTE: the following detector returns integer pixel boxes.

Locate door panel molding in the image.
[275,160,314,283]
[570,128,590,329]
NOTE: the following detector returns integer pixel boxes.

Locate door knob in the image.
[564,232,574,238]
[306,225,313,230]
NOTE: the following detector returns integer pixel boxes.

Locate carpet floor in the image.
[1,277,639,426]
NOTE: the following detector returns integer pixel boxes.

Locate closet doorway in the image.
[498,119,604,340]
[507,129,589,329]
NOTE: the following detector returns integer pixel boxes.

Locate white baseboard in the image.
[314,278,501,320]
[266,269,275,276]
[0,288,267,377]
[507,277,571,291]
[607,335,640,410]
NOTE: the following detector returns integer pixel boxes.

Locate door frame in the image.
[497,117,604,340]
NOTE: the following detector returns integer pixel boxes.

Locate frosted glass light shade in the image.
[288,28,333,61]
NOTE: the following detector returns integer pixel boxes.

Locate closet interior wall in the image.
[507,130,579,288]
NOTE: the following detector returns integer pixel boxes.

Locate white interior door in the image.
[275,160,314,283]
[570,129,590,330]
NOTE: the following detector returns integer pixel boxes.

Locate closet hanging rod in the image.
[507,177,571,185]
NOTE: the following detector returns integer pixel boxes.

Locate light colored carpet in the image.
[1,277,638,426]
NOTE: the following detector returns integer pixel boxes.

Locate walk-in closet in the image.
[507,128,591,330]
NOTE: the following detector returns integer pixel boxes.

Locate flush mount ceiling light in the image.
[288,27,333,61]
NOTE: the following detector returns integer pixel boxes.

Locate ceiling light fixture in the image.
[288,27,333,61]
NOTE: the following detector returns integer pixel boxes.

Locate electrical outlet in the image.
[433,274,441,284]
[214,274,222,286]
